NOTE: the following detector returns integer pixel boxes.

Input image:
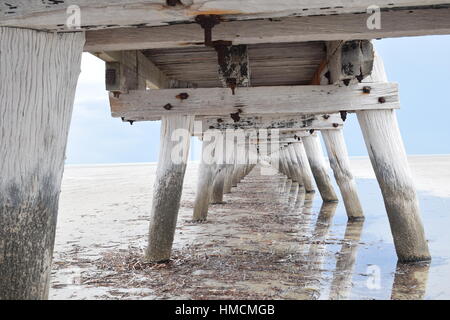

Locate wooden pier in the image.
[1,0,447,299]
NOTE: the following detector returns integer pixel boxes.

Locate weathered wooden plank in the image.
[85,7,450,51]
[202,114,343,131]
[110,83,399,120]
[2,1,448,31]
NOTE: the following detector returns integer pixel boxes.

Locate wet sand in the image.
[50,155,450,300]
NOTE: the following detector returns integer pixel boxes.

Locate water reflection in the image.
[307,202,339,275]
[391,261,430,300]
[329,219,364,300]
[288,183,299,207]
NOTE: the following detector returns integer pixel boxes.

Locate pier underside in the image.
[1,0,445,299]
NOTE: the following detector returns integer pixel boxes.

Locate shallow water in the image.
[50,155,450,300]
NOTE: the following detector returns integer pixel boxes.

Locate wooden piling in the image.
[192,139,216,221]
[0,28,85,299]
[223,164,235,193]
[287,144,303,184]
[292,141,315,193]
[211,165,226,204]
[282,148,296,181]
[322,129,364,220]
[146,114,194,262]
[357,110,430,262]
[303,133,338,202]
[358,52,430,262]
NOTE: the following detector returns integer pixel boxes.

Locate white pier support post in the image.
[211,165,226,204]
[223,165,234,193]
[358,52,430,262]
[0,28,85,299]
[192,138,216,221]
[223,140,235,194]
[274,150,286,176]
[322,129,364,220]
[303,133,338,202]
[146,114,194,262]
[292,141,315,193]
[287,144,302,184]
[357,110,430,262]
[282,148,295,180]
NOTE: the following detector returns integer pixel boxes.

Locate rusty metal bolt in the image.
[378,97,386,104]
[332,123,339,128]
[362,86,371,94]
[323,114,330,120]
[176,92,189,100]
[217,118,223,123]
[230,111,241,123]
[163,103,173,110]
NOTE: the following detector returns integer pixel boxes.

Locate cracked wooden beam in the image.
[2,1,449,32]
[201,114,343,132]
[109,83,399,120]
[84,6,450,51]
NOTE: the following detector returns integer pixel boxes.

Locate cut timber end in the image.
[216,44,250,90]
[326,40,374,85]
[357,109,430,262]
[0,27,84,299]
[321,129,364,220]
[146,114,194,263]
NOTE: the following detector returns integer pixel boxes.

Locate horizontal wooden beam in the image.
[202,114,343,131]
[85,7,450,51]
[2,1,448,32]
[110,83,399,120]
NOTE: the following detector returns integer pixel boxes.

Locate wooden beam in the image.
[202,114,343,131]
[3,1,448,31]
[85,7,450,51]
[109,83,399,120]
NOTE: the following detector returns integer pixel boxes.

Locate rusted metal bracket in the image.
[195,15,221,47]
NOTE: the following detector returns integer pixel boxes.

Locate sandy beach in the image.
[50,155,450,300]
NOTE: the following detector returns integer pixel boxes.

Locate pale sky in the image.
[66,35,450,164]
